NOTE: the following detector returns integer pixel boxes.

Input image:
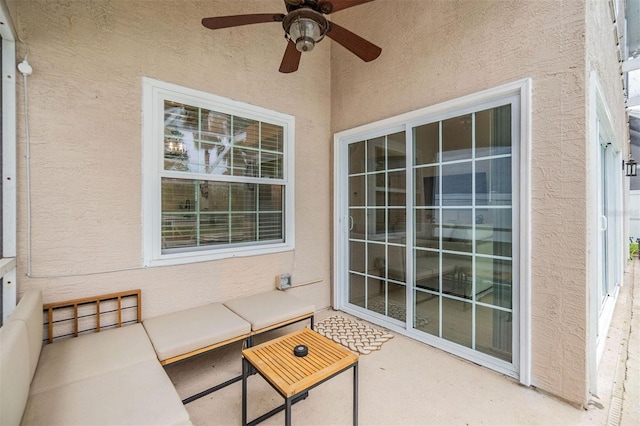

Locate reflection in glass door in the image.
[347,132,407,324]
[412,105,515,362]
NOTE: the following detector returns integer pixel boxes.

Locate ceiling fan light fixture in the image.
[290,17,321,51]
[283,9,328,53]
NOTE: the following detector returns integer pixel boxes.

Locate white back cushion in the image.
[0,321,31,426]
[8,290,43,380]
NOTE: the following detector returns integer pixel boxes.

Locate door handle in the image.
[600,216,607,231]
[349,215,354,231]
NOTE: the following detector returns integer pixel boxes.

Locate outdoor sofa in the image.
[0,288,315,425]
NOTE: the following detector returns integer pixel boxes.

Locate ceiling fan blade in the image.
[326,21,381,62]
[202,13,285,30]
[319,0,374,13]
[279,40,302,73]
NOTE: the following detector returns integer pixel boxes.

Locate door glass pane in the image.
[388,171,406,206]
[442,208,473,253]
[476,105,511,158]
[349,176,365,207]
[349,141,366,174]
[415,290,439,335]
[415,208,439,249]
[387,132,406,169]
[476,258,512,309]
[442,296,472,348]
[414,122,439,166]
[349,273,366,308]
[476,305,512,362]
[389,208,406,236]
[442,253,472,299]
[349,241,365,273]
[387,283,406,321]
[415,166,438,207]
[415,250,439,292]
[442,114,472,161]
[367,242,386,278]
[367,137,386,172]
[441,162,472,206]
[387,244,406,283]
[368,173,385,207]
[368,208,386,240]
[367,278,385,315]
[476,157,511,206]
[475,208,512,256]
[350,208,365,239]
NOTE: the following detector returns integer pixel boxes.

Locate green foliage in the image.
[631,242,639,260]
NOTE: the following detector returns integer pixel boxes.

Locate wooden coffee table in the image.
[241,327,359,426]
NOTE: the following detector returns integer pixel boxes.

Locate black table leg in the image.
[353,362,358,426]
[242,356,248,426]
[285,397,292,426]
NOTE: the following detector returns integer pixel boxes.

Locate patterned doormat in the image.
[314,315,393,355]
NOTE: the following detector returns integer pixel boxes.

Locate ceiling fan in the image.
[202,0,381,73]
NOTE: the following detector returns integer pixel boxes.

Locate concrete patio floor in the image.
[165,259,639,425]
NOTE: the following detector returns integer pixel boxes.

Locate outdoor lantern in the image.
[625,156,638,177]
[283,9,328,53]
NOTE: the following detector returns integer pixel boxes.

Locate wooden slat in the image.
[73,304,78,337]
[117,296,122,327]
[47,308,53,344]
[42,289,141,343]
[160,333,252,366]
[96,301,100,332]
[42,289,141,309]
[249,312,313,335]
[243,328,358,397]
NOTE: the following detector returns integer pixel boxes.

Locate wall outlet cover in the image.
[276,274,292,290]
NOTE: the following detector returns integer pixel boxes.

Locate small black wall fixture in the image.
[624,156,638,177]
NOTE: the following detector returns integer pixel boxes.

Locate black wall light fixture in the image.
[625,156,638,177]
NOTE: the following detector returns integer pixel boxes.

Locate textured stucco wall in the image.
[330,0,596,406]
[11,0,332,317]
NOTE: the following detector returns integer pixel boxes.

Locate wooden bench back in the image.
[43,289,141,343]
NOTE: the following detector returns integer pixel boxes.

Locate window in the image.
[142,78,295,266]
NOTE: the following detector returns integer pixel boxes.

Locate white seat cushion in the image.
[22,360,191,426]
[30,323,157,395]
[143,303,251,362]
[223,291,315,331]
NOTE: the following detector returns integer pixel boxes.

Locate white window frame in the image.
[142,78,295,267]
[333,78,532,384]
[1,0,17,323]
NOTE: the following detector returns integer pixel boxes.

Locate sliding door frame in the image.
[333,79,532,384]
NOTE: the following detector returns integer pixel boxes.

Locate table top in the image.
[242,328,358,398]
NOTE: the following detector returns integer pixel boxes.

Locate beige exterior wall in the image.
[11,0,332,318]
[329,0,620,407]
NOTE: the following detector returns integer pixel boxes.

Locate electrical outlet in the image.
[276,273,292,290]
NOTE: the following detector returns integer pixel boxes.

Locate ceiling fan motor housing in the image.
[283,8,328,53]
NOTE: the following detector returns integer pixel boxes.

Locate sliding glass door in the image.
[337,90,522,376]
